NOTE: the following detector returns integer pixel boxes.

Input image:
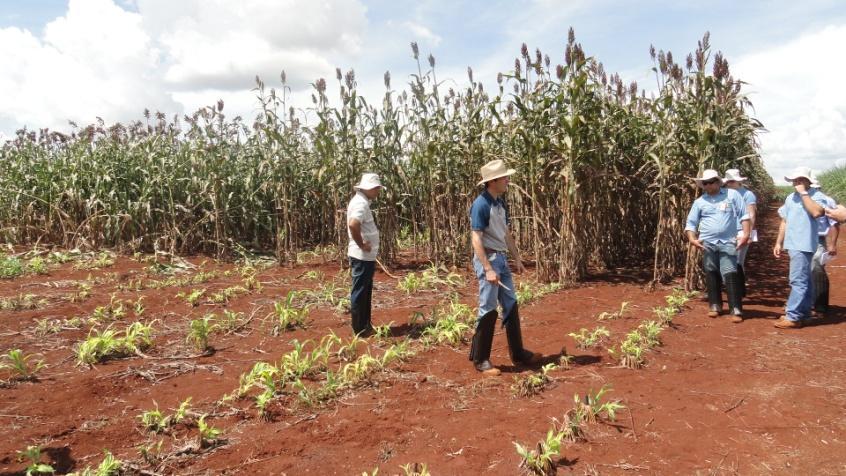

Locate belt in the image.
[484,248,506,255]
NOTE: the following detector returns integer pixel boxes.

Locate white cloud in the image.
[387,20,441,47]
[0,0,174,133]
[734,25,846,180]
[0,0,367,135]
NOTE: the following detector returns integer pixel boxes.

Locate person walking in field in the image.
[346,173,385,336]
[684,169,751,323]
[722,168,757,297]
[808,171,839,317]
[772,167,825,329]
[468,159,540,376]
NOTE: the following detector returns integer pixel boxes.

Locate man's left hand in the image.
[794,182,808,194]
[828,245,838,256]
[736,236,749,249]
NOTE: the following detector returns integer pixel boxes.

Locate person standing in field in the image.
[684,169,751,323]
[809,171,839,317]
[468,159,540,376]
[346,173,385,336]
[772,167,825,329]
[722,168,757,298]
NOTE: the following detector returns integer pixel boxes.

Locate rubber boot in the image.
[350,308,371,336]
[469,311,500,375]
[812,264,829,316]
[504,304,541,365]
[705,271,722,317]
[737,264,747,300]
[724,272,743,323]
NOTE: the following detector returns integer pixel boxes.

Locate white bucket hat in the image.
[722,168,747,182]
[354,173,386,191]
[784,166,812,183]
[694,169,723,188]
[477,159,516,186]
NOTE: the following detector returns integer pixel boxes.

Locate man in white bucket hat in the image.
[468,159,540,376]
[722,168,757,298]
[772,166,825,328]
[684,169,751,322]
[346,173,385,336]
[807,170,839,317]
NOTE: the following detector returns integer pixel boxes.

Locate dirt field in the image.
[2,207,844,475]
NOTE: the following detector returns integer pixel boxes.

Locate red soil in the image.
[1,207,845,475]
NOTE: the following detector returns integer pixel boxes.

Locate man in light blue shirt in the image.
[809,171,839,316]
[773,166,825,328]
[685,169,751,322]
[723,169,757,297]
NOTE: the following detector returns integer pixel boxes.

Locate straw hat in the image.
[354,173,386,191]
[477,159,516,186]
[722,168,747,182]
[784,166,812,183]
[694,169,723,188]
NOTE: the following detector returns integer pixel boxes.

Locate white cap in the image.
[784,166,813,183]
[722,168,747,182]
[694,169,723,188]
[354,173,386,191]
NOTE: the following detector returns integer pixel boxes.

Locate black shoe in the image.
[473,359,501,376]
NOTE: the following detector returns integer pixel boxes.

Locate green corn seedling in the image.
[16,445,54,475]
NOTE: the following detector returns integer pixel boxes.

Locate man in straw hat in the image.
[772,166,825,328]
[346,173,385,336]
[684,169,751,323]
[808,170,839,317]
[468,159,541,376]
[723,168,757,298]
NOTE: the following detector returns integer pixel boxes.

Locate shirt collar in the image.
[481,189,503,206]
[705,187,727,198]
[356,190,371,203]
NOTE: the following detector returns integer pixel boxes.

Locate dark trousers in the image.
[349,257,375,335]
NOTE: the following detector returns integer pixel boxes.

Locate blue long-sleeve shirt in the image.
[810,189,838,237]
[685,188,750,244]
[735,186,757,231]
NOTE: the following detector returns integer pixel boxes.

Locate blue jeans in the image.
[472,252,517,328]
[702,242,738,277]
[786,249,814,321]
[349,257,375,334]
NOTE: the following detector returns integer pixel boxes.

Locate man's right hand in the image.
[689,238,705,250]
[360,241,372,252]
[485,268,499,285]
[773,243,782,258]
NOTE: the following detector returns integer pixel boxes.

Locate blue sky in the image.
[1,0,845,179]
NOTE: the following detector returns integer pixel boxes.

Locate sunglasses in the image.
[702,179,719,185]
